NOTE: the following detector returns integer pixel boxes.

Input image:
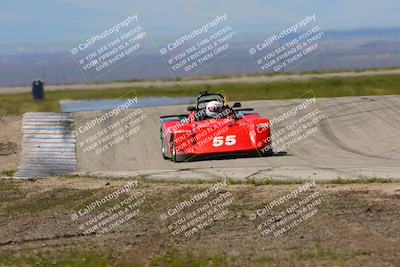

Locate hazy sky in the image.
[0,0,399,47]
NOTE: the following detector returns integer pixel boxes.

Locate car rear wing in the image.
[160,114,189,124]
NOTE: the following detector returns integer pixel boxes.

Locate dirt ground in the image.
[0,176,399,266]
[0,116,21,173]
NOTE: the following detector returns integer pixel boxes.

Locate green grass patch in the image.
[85,176,400,187]
[243,178,305,186]
[0,250,143,267]
[226,177,400,186]
[298,249,371,261]
[254,256,276,265]
[0,249,238,267]
[1,74,400,115]
[150,248,236,267]
[1,169,15,177]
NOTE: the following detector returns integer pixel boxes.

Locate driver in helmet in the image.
[206,100,230,119]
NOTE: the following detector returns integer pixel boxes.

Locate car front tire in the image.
[170,136,188,162]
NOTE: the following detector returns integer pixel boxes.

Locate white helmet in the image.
[206,100,225,118]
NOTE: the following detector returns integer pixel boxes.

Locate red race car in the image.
[160,92,272,162]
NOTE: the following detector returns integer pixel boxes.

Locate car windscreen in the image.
[196,95,225,110]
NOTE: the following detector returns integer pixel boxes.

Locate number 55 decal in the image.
[212,135,236,147]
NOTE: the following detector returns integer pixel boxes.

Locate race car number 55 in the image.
[212,135,236,147]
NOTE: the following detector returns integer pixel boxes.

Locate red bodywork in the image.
[160,98,272,162]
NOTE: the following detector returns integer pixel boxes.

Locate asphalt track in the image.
[75,95,400,181]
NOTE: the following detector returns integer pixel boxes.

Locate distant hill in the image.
[1,28,400,86]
